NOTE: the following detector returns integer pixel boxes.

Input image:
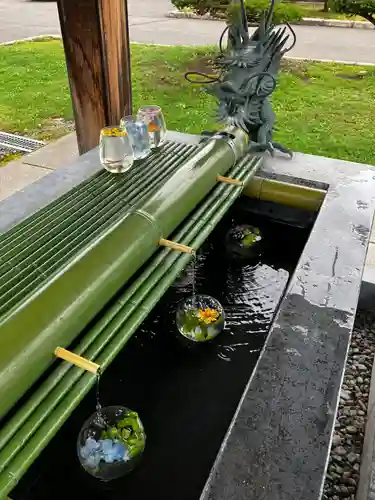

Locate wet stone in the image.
[334,446,347,456]
[332,435,342,447]
[340,390,351,401]
[346,426,357,434]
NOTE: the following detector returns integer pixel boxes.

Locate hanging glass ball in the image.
[176,294,225,342]
[77,406,146,481]
[225,224,263,259]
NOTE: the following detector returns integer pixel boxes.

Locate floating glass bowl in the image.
[225,224,263,259]
[77,406,146,481]
[176,295,225,342]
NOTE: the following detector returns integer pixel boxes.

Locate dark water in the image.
[12,202,311,500]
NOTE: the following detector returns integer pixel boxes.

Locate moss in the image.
[0,152,21,167]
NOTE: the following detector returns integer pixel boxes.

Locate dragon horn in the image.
[265,0,276,28]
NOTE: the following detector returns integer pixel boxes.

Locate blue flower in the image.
[85,452,101,469]
[99,439,113,456]
[80,437,100,459]
[112,441,126,461]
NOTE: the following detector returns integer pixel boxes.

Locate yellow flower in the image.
[198,308,219,324]
[101,127,127,137]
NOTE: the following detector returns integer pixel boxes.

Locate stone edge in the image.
[166,10,374,29]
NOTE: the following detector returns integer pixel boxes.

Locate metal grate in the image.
[0,141,199,316]
[0,131,45,153]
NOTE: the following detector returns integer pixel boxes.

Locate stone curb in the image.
[167,10,374,29]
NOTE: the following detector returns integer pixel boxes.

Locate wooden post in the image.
[57,0,132,155]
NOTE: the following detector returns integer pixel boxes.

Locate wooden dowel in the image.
[216,175,244,186]
[55,347,100,374]
[159,238,195,254]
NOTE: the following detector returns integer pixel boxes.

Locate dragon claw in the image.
[248,140,293,158]
[271,142,293,158]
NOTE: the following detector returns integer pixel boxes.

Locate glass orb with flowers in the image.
[176,295,225,342]
[225,224,263,259]
[77,406,146,481]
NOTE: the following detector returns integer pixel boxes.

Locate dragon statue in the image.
[185,0,296,157]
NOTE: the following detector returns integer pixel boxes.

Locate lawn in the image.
[297,2,364,20]
[0,40,374,165]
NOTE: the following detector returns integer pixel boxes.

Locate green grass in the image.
[0,153,21,167]
[0,40,374,165]
[297,2,364,20]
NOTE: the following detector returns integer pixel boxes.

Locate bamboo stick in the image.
[54,347,100,374]
[0,156,262,496]
[216,175,243,186]
[159,238,195,254]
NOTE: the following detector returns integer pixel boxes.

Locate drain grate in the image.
[0,131,45,153]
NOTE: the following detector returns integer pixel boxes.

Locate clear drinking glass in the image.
[99,126,134,174]
[137,105,167,149]
[120,116,151,160]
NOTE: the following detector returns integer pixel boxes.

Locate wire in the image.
[281,22,297,54]
[184,71,222,84]
[184,25,229,85]
[219,25,229,53]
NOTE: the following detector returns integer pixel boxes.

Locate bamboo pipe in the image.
[216,175,243,186]
[0,128,247,420]
[243,177,326,212]
[0,153,257,459]
[0,154,258,464]
[159,238,195,254]
[0,158,262,497]
[54,347,100,374]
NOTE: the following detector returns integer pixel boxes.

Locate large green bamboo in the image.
[0,155,261,499]
[244,177,325,212]
[0,128,248,420]
[0,152,257,461]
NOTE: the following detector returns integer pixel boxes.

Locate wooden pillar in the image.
[57,0,132,155]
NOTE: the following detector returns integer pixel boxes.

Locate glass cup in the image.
[137,105,167,149]
[99,126,134,174]
[120,116,151,160]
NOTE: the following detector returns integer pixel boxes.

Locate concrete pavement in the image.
[0,0,374,63]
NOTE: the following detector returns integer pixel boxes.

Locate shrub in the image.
[171,0,230,16]
[242,0,304,23]
[172,0,304,23]
[330,0,375,24]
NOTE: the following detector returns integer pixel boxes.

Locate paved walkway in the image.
[0,0,374,64]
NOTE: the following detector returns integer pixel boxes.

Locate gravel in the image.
[323,309,375,500]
